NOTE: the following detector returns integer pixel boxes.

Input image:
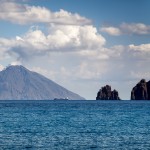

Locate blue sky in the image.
[0,0,150,99]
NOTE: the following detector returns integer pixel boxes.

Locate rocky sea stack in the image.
[96,85,120,100]
[131,79,150,100]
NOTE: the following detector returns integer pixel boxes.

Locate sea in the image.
[0,100,150,150]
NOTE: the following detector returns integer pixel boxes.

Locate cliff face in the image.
[147,81,150,100]
[131,79,150,100]
[96,85,120,100]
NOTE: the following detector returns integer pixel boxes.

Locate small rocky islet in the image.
[96,79,150,100]
[96,85,120,100]
[131,79,150,100]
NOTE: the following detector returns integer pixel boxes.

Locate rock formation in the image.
[96,85,120,100]
[131,79,150,100]
[147,81,150,100]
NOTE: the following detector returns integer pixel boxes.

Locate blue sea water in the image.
[0,100,150,149]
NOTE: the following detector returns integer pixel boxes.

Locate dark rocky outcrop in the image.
[131,79,150,100]
[96,85,120,100]
[147,81,150,100]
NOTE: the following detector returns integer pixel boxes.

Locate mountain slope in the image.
[0,65,85,100]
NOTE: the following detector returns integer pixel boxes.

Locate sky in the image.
[0,0,150,100]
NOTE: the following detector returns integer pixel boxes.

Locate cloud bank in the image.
[100,23,150,36]
[0,24,106,61]
[0,2,91,25]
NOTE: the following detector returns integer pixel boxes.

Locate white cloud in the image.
[129,44,150,52]
[47,60,109,81]
[10,60,22,66]
[31,66,48,75]
[30,66,58,81]
[77,45,124,60]
[120,23,150,35]
[100,23,150,36]
[0,24,106,61]
[47,24,106,50]
[78,50,110,60]
[0,2,91,25]
[60,66,71,77]
[100,27,121,36]
[0,38,12,60]
[0,64,4,71]
[130,71,150,80]
[73,62,108,80]
[16,36,24,41]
